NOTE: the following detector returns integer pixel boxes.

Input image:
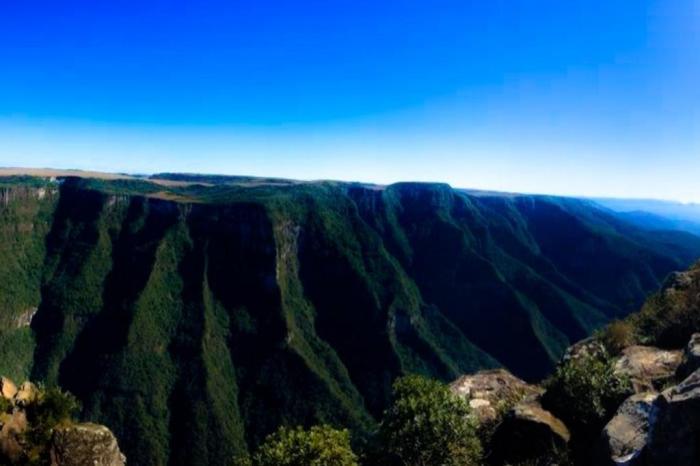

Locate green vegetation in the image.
[0,175,698,465]
[0,384,81,465]
[376,375,481,466]
[243,425,358,466]
[542,351,631,433]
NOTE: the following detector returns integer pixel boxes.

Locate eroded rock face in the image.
[614,346,682,392]
[450,369,542,424]
[50,423,126,466]
[489,400,570,465]
[599,392,659,466]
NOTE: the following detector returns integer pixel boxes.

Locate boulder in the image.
[0,410,28,463]
[614,346,682,392]
[645,369,700,466]
[0,377,17,400]
[13,381,38,407]
[450,369,542,424]
[676,333,700,379]
[563,337,606,363]
[489,400,570,464]
[50,423,126,466]
[599,392,659,466]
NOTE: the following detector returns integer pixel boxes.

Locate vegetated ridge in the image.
[0,172,699,465]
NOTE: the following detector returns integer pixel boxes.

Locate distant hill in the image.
[1,172,699,465]
[593,197,700,236]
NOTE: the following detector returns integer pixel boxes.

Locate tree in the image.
[377,375,482,466]
[250,425,358,466]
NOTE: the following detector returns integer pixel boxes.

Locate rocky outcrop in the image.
[645,368,700,465]
[0,410,27,463]
[0,377,126,466]
[563,337,606,363]
[450,369,542,424]
[599,392,659,465]
[0,377,17,400]
[489,400,570,464]
[614,346,682,392]
[50,423,126,466]
[599,337,700,466]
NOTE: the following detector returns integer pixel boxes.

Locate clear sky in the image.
[1,0,698,201]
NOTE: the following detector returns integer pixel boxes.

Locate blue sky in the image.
[1,0,698,201]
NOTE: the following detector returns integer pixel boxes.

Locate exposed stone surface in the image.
[14,307,37,328]
[50,423,126,466]
[645,368,700,466]
[599,392,659,466]
[614,345,682,392]
[677,333,700,379]
[0,376,126,465]
[0,410,28,463]
[0,377,17,400]
[450,369,542,424]
[563,337,606,363]
[489,400,570,464]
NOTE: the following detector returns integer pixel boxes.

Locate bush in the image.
[377,375,482,466]
[23,385,81,464]
[542,351,631,433]
[250,425,358,466]
[598,319,636,355]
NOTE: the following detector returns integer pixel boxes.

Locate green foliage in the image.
[377,375,482,466]
[542,351,631,433]
[630,267,700,348]
[1,176,699,466]
[248,425,358,466]
[25,385,81,447]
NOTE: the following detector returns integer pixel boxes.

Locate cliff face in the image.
[0,176,699,465]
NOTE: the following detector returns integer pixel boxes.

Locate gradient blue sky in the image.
[1,0,698,201]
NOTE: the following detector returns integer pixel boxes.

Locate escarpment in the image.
[1,175,699,465]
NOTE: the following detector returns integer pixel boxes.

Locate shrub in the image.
[542,351,631,433]
[377,375,482,466]
[250,425,358,466]
[23,385,81,464]
[598,319,636,355]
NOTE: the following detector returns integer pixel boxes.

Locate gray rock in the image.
[676,333,700,379]
[600,392,659,466]
[614,346,682,392]
[450,369,542,424]
[489,400,570,464]
[643,369,700,466]
[50,423,126,466]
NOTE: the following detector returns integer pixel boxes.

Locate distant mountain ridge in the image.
[0,172,699,465]
[593,197,700,236]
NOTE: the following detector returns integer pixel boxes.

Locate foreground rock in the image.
[0,377,17,400]
[450,369,542,424]
[0,376,126,466]
[599,392,659,466]
[645,369,700,465]
[489,400,570,464]
[677,333,700,379]
[614,346,682,392]
[50,423,126,466]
